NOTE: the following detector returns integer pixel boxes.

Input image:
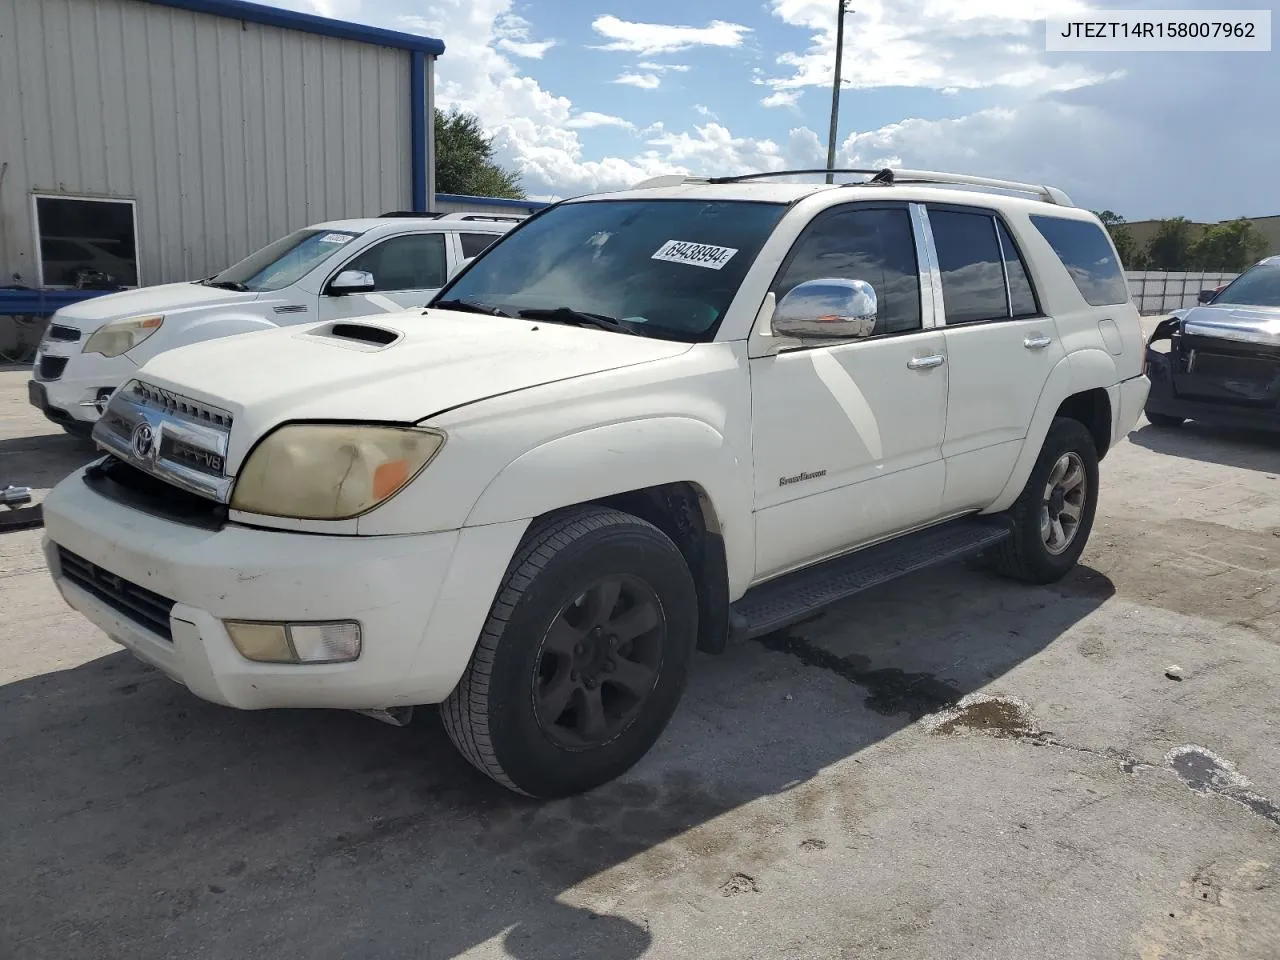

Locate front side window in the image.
[1030,214,1130,307]
[212,229,362,292]
[342,233,447,291]
[34,195,139,287]
[1212,263,1280,307]
[434,199,788,341]
[773,206,922,335]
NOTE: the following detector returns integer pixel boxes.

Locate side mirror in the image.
[448,257,474,282]
[1197,288,1217,304]
[328,269,375,295]
[772,278,878,340]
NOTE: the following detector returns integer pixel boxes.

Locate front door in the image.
[318,232,451,320]
[923,206,1066,513]
[750,203,948,581]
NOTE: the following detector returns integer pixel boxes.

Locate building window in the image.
[33,195,140,288]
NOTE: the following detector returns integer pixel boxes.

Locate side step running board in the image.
[729,516,1013,641]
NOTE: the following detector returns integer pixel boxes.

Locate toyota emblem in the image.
[130,422,158,461]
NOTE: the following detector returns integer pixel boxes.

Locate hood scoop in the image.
[304,321,403,350]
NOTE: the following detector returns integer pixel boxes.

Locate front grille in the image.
[1191,351,1279,382]
[37,356,68,380]
[46,323,82,342]
[57,545,176,641]
[84,455,227,531]
[129,380,234,429]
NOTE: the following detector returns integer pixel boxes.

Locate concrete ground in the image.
[1,361,1278,960]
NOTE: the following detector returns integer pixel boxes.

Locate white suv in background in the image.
[42,168,1149,799]
[27,212,522,435]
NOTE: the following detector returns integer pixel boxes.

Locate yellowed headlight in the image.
[82,315,164,357]
[230,424,444,520]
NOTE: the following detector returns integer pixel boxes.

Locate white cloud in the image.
[692,104,718,120]
[636,61,691,73]
[761,90,802,109]
[613,72,661,90]
[590,14,751,55]
[493,10,554,58]
[565,112,636,130]
[764,0,1113,95]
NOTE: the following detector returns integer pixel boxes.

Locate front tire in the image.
[989,417,1100,585]
[440,506,698,798]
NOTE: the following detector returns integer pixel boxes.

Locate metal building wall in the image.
[0,0,414,287]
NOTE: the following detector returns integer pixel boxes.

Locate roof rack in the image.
[375,211,528,222]
[631,168,1073,206]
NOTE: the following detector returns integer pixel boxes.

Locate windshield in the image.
[211,229,362,292]
[432,199,788,341]
[1213,263,1280,307]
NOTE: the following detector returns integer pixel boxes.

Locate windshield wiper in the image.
[517,307,641,336]
[433,298,514,317]
[202,279,248,291]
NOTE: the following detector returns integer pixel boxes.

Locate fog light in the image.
[289,622,362,663]
[224,620,362,664]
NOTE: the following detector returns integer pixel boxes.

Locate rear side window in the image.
[996,220,1038,317]
[929,210,1007,324]
[459,232,500,258]
[1030,215,1130,306]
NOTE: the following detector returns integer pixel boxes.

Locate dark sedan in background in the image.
[1144,256,1280,433]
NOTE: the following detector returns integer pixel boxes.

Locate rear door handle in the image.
[907,354,945,369]
[1024,335,1053,350]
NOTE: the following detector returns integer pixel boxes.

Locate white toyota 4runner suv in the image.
[41,169,1150,798]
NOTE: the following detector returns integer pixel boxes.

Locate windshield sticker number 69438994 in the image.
[651,239,739,270]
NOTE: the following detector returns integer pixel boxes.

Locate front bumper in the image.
[30,343,137,431]
[42,468,528,710]
[1144,347,1280,433]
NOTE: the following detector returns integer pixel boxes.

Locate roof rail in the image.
[635,167,1073,206]
[884,168,1074,206]
[378,210,445,219]
[436,212,528,222]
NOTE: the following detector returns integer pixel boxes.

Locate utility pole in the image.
[825,0,851,184]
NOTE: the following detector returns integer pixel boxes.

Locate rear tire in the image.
[989,417,1099,585]
[1145,410,1185,428]
[440,505,698,798]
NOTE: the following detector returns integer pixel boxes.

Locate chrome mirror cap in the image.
[771,278,877,340]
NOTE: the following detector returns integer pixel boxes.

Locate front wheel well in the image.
[1054,388,1112,460]
[530,482,731,655]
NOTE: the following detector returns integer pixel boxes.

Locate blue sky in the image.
[279,0,1276,221]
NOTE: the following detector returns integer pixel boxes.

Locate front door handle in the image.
[1024,335,1053,350]
[907,354,945,369]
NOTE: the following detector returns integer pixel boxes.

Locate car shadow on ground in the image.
[1128,421,1279,473]
[0,560,1114,960]
[0,431,97,493]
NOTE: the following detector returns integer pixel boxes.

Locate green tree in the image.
[1092,210,1147,269]
[434,107,525,200]
[1144,217,1199,271]
[1110,225,1148,270]
[1189,217,1270,271]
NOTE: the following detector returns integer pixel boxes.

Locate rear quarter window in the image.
[1030,215,1130,307]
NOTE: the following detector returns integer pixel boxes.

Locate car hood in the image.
[1177,303,1280,348]
[132,309,693,469]
[51,282,263,330]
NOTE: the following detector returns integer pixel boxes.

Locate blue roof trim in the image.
[436,193,550,210]
[141,0,445,56]
[0,288,112,317]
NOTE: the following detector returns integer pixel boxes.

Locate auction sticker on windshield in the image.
[318,233,354,244]
[651,240,739,270]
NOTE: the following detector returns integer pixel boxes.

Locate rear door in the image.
[924,204,1065,513]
